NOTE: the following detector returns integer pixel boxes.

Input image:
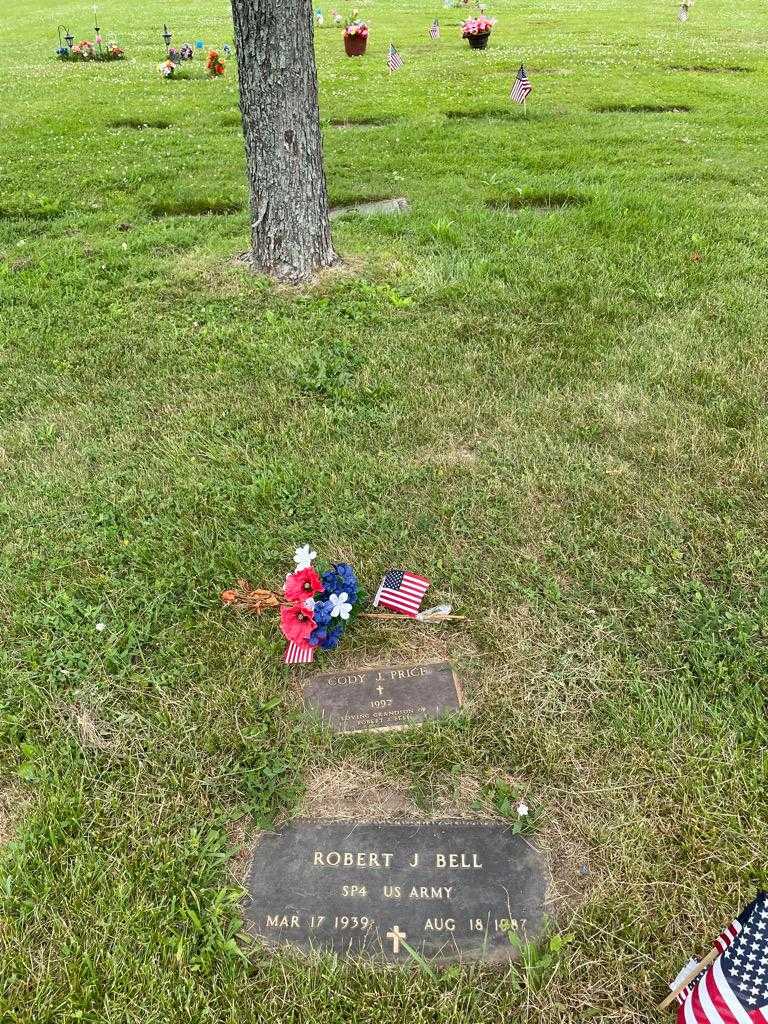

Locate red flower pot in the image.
[466,31,490,49]
[344,32,368,56]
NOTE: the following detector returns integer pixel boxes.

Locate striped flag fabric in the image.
[284,641,314,665]
[674,914,747,1006]
[676,893,768,1023]
[373,570,430,617]
[510,64,532,104]
[429,18,440,39]
[672,960,703,1008]
[387,42,404,71]
[714,916,743,955]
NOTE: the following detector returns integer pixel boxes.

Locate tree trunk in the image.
[230,0,338,284]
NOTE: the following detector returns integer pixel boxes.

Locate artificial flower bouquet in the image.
[175,43,195,61]
[343,15,369,55]
[222,545,461,665]
[281,547,361,654]
[58,39,125,61]
[160,44,226,80]
[206,49,225,76]
[343,18,369,38]
[461,15,495,36]
[222,546,360,663]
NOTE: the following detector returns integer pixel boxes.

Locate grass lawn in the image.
[1,0,767,1019]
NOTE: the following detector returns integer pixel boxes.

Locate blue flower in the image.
[309,625,328,646]
[322,563,359,604]
[312,600,334,627]
[320,626,343,650]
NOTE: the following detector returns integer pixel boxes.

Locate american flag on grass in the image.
[510,65,532,104]
[674,893,768,1023]
[674,915,749,1004]
[284,641,314,665]
[387,42,404,71]
[429,18,440,39]
[373,570,430,617]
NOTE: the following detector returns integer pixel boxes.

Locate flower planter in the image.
[466,31,490,49]
[344,33,367,56]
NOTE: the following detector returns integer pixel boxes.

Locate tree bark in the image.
[230,0,338,283]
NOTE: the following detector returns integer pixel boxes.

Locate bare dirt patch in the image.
[59,701,116,752]
[0,784,28,848]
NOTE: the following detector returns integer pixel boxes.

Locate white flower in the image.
[293,544,317,571]
[95,622,106,632]
[516,801,529,818]
[329,592,352,620]
[303,597,316,611]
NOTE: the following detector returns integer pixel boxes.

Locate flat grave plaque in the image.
[245,820,547,963]
[301,661,461,734]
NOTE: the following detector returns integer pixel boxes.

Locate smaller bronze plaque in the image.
[302,662,462,733]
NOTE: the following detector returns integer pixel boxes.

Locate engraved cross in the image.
[386,925,407,954]
[376,685,384,695]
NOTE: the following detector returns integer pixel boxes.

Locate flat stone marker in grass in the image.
[245,820,547,962]
[301,661,461,733]
[329,197,410,219]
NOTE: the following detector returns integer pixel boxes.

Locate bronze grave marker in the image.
[245,820,547,963]
[301,661,462,733]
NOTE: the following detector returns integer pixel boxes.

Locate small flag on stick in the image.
[373,570,430,617]
[659,892,768,1018]
[510,64,532,105]
[429,18,440,39]
[284,641,314,665]
[387,42,404,72]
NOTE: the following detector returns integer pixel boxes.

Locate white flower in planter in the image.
[293,544,317,571]
[329,592,352,620]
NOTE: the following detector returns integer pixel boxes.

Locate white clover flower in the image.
[516,801,529,818]
[95,622,106,632]
[293,544,317,571]
[329,592,352,620]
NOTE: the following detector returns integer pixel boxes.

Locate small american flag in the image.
[672,917,745,1006]
[387,42,404,72]
[511,65,532,104]
[675,893,768,1023]
[373,570,430,617]
[429,19,440,39]
[284,641,314,665]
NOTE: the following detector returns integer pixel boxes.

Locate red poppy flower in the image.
[284,567,322,602]
[280,603,315,646]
